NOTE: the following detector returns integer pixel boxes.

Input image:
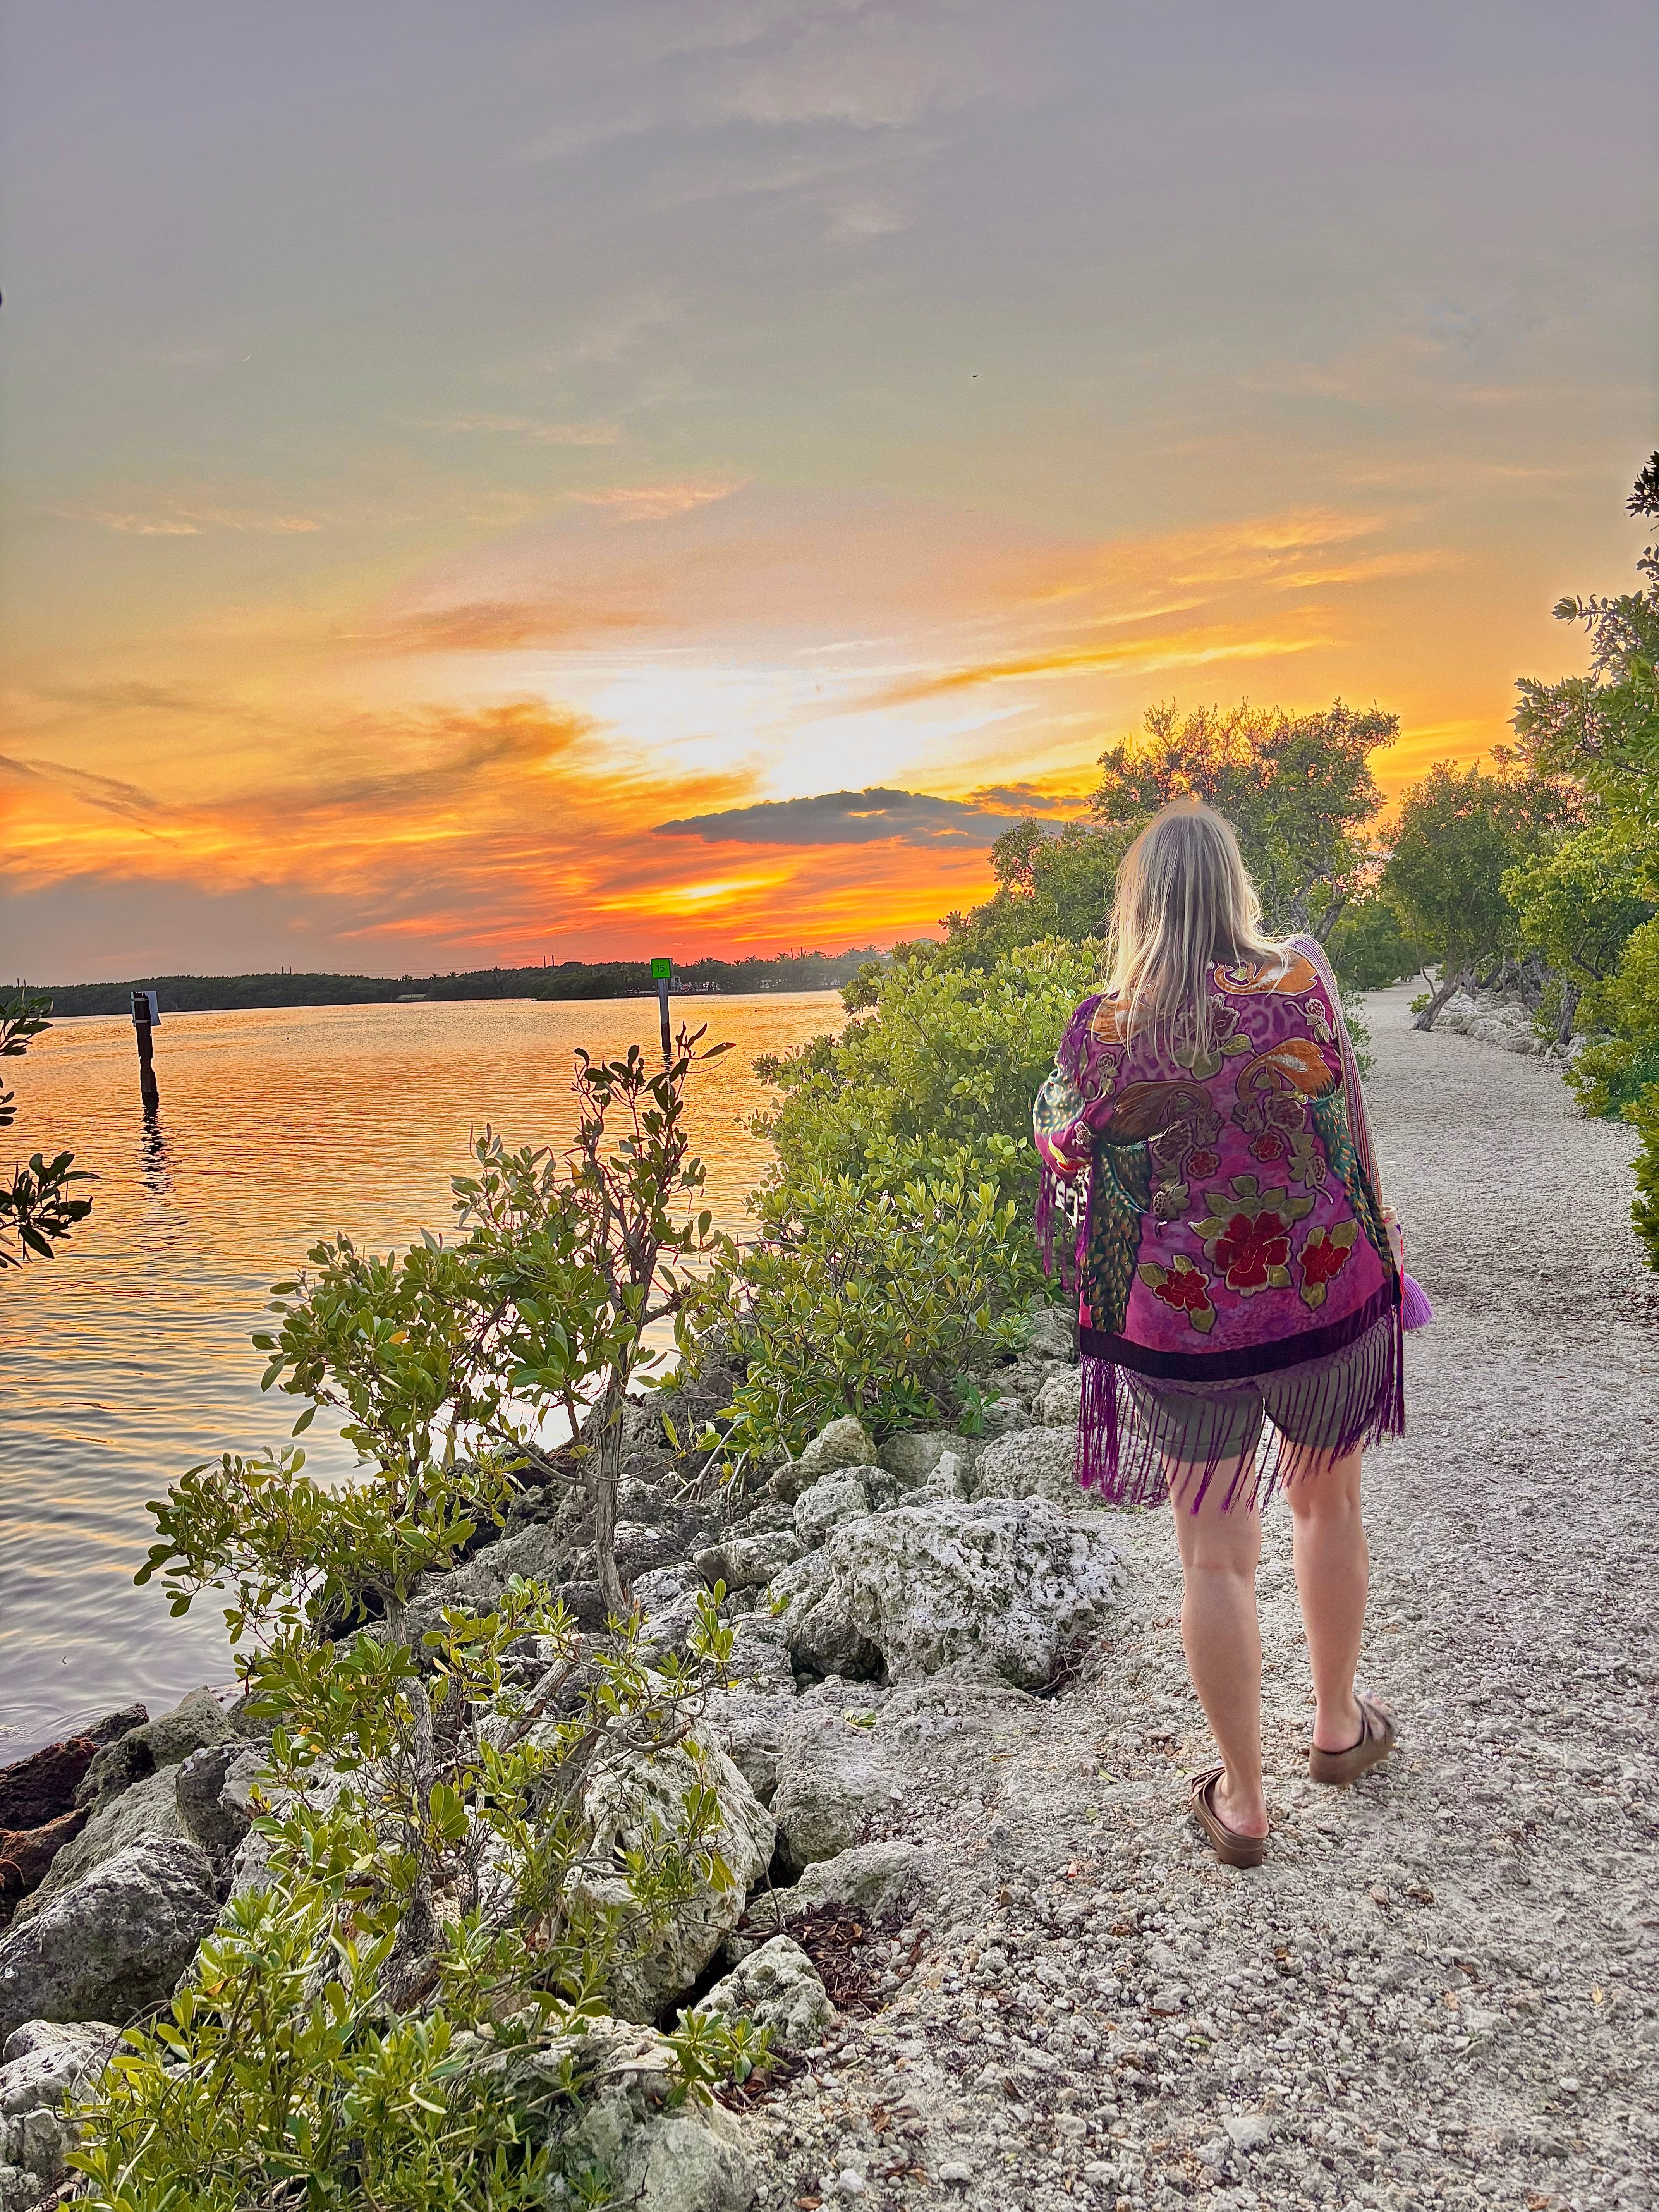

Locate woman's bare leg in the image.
[1170,1462,1269,1838]
[1284,1444,1368,1753]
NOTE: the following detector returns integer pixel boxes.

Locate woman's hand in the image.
[1381,1204,1404,1272]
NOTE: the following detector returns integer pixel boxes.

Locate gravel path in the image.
[742,984,1659,2212]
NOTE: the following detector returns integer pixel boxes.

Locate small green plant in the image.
[705,1160,1033,1468]
[0,993,94,1267]
[953,1376,994,1438]
[754,937,1105,1211]
[258,1029,734,1615]
[102,1430,762,2209]
[71,1783,766,2211]
[1569,1034,1659,1120]
[1630,1083,1659,1271]
[80,1035,768,2206]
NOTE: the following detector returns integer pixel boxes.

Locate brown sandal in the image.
[1309,1694,1396,1787]
[1189,1764,1268,1868]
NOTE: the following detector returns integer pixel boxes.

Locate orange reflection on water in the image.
[0,992,842,1757]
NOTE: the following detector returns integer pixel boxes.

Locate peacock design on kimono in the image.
[1086,1137,1156,1334]
[1309,1085,1393,1273]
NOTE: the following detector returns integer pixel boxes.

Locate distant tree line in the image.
[31,947,885,1021]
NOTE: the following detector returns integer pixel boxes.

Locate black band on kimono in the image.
[1079,1278,1398,1383]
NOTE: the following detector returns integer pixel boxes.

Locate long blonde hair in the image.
[1107,800,1288,1056]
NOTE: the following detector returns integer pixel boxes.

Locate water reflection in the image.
[139,1112,173,1202]
[0,991,842,1756]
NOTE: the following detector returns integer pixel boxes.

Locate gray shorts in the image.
[1122,1311,1396,1472]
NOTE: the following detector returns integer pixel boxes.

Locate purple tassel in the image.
[1075,1353,1119,1495]
[1401,1272,1434,1332]
[1386,1302,1406,1439]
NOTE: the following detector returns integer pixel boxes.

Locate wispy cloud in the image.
[568,478,747,522]
[419,416,623,445]
[0,697,994,961]
[69,505,323,536]
[868,625,1329,709]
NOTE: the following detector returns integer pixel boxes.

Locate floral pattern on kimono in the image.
[1032,940,1398,1376]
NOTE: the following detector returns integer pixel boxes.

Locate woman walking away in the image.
[1033,801,1419,1867]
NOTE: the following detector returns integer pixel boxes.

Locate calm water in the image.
[0,993,843,1758]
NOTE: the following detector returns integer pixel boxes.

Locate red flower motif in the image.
[1187,1148,1220,1178]
[1249,1129,1290,1163]
[1152,1266,1212,1316]
[1302,1234,1353,1288]
[1213,1210,1291,1290]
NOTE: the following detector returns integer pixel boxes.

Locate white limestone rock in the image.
[481,2019,756,2212]
[694,1527,802,1593]
[72,1686,239,1816]
[572,1739,775,2021]
[693,1690,797,1808]
[783,1840,928,1920]
[14,1765,190,1926]
[919,1449,971,1502]
[0,2019,119,2212]
[768,1706,907,1872]
[876,1431,962,1487]
[724,1609,797,1692]
[797,1415,878,1478]
[978,1397,1036,1439]
[1437,991,1566,1059]
[1034,1368,1084,1427]
[696,1934,835,2051]
[771,1498,1124,1692]
[793,1470,872,1550]
[970,1426,1080,1506]
[1020,1305,1076,1363]
[775,1416,878,1502]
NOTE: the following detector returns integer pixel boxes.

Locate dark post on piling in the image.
[651,956,672,1057]
[131,989,160,1113]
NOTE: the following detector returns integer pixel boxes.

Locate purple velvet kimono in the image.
[1033,935,1405,1508]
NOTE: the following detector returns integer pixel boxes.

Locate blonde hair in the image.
[1107,800,1288,1056]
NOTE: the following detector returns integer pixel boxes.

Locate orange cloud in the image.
[869,624,1329,709]
[1,696,991,967]
[567,479,748,522]
[7,479,1554,977]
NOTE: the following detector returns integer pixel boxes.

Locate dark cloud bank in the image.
[654,786,1075,850]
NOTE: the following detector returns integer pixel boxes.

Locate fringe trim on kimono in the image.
[1073,1294,1405,1516]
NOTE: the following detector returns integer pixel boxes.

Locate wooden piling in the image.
[651,957,672,1056]
[131,991,160,1113]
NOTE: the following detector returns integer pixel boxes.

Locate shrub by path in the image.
[741,982,1659,2212]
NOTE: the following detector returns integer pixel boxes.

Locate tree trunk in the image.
[378,1592,440,2006]
[589,1378,628,1621]
[1413,964,1471,1032]
[1556,978,1582,1049]
[1311,890,1348,946]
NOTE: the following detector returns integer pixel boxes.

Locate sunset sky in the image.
[3,2,1656,982]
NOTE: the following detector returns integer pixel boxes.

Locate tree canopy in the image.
[1513,448,1659,857]
[1382,765,1542,1028]
[940,694,1397,962]
[1091,697,1396,939]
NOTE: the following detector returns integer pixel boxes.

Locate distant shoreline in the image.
[17,948,886,1020]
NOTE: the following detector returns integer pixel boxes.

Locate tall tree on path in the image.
[1383,766,1537,1030]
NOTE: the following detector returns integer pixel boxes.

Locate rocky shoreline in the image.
[3,984,1656,2211]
